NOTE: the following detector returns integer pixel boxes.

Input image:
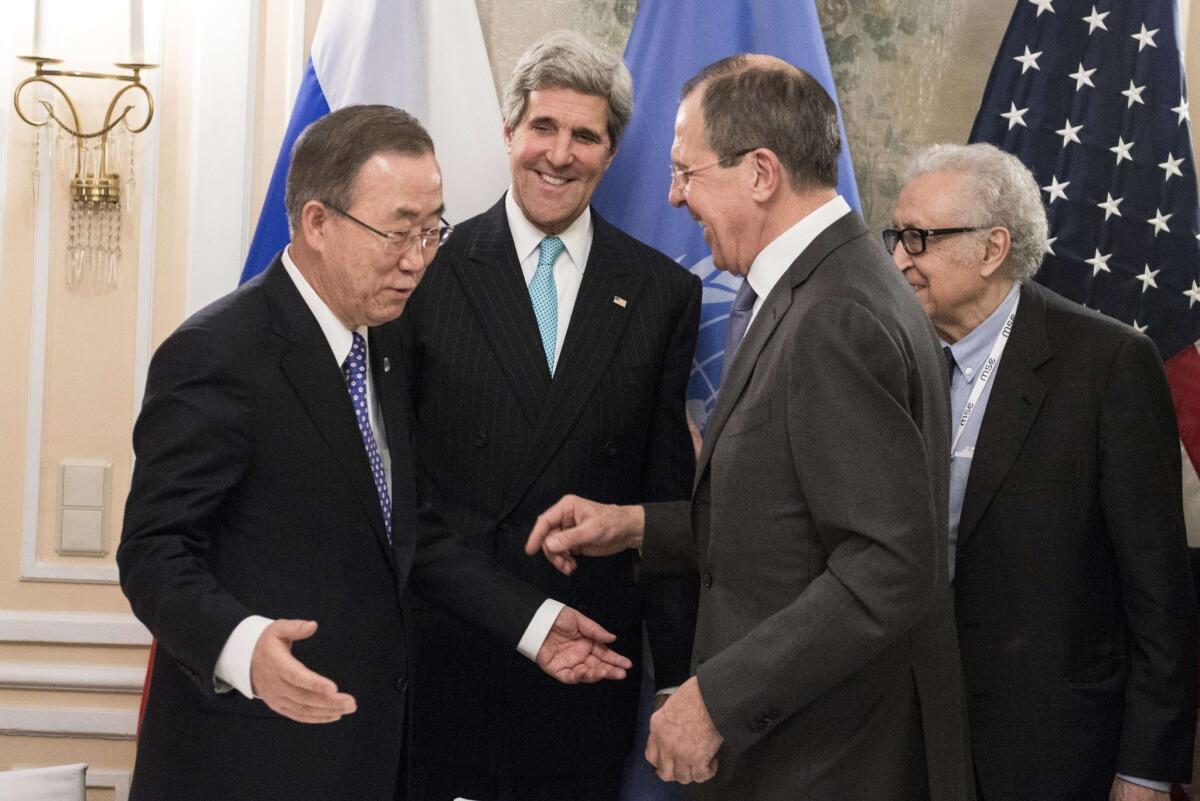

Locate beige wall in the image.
[1,2,1197,798]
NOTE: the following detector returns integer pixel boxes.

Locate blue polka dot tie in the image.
[530,236,562,374]
[342,332,392,543]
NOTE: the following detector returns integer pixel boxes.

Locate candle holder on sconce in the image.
[12,55,157,288]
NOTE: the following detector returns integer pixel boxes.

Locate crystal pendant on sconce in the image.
[13,56,156,293]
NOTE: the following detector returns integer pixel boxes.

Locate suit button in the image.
[702,570,713,588]
[602,440,618,457]
[394,677,408,693]
[474,432,488,447]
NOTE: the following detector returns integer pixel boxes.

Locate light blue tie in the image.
[531,236,562,373]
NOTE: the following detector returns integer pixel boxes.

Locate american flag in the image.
[970,0,1200,540]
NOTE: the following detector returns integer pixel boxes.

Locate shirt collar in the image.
[281,246,367,366]
[946,282,1021,385]
[745,195,851,301]
[505,188,592,272]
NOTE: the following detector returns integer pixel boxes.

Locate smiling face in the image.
[505,86,615,235]
[891,169,1006,341]
[313,150,444,328]
[668,91,757,276]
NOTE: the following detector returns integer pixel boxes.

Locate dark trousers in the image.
[411,762,623,801]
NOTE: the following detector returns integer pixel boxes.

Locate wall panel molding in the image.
[185,1,261,314]
[0,610,151,646]
[0,706,137,739]
[18,0,165,586]
[87,769,131,801]
[0,662,143,693]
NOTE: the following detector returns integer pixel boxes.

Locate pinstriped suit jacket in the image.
[401,197,702,775]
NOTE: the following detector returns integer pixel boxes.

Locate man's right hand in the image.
[525,494,645,575]
[249,619,357,724]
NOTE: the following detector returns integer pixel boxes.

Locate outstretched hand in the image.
[535,606,632,684]
[525,494,644,575]
[250,619,357,724]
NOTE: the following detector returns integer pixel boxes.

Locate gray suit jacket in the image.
[642,212,974,801]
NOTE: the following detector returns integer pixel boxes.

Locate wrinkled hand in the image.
[250,619,356,724]
[1109,777,1169,801]
[525,494,644,575]
[646,676,723,784]
[536,606,632,683]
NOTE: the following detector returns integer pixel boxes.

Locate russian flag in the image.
[592,0,860,434]
[240,0,509,284]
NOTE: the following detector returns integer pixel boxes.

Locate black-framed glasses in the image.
[322,201,453,253]
[669,148,758,191]
[882,226,983,256]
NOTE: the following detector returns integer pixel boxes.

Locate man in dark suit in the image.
[402,30,701,801]
[526,56,974,800]
[117,105,630,801]
[887,142,1197,801]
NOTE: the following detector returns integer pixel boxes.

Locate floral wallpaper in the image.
[476,0,1013,228]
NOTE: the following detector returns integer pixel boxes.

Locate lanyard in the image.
[950,308,1016,455]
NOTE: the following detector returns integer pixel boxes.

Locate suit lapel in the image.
[453,199,551,426]
[263,261,392,553]
[956,282,1050,549]
[498,213,646,519]
[696,213,868,484]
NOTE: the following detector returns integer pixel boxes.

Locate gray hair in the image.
[905,143,1048,282]
[502,31,633,147]
[284,105,434,235]
[682,55,840,192]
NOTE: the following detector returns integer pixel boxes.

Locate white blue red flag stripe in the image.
[240,0,508,284]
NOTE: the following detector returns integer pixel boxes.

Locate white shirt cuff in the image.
[213,615,273,698]
[1115,774,1170,792]
[656,685,680,696]
[516,599,565,661]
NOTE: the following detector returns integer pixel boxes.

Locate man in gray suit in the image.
[526,55,973,800]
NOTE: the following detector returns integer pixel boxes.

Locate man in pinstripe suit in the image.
[402,31,702,801]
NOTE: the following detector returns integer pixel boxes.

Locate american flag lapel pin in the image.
[613,296,627,308]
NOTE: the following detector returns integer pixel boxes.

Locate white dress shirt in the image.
[505,189,593,373]
[213,248,561,699]
[743,194,852,331]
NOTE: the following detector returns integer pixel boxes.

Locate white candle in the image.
[32,0,45,55]
[129,0,144,62]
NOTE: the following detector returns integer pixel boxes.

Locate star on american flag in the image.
[970,0,1200,522]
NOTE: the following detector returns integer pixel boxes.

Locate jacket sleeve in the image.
[117,325,256,693]
[1103,332,1198,782]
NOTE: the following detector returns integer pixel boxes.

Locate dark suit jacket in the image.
[954,281,1197,801]
[401,198,701,775]
[118,258,544,801]
[640,212,974,801]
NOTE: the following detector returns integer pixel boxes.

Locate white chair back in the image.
[0,763,87,801]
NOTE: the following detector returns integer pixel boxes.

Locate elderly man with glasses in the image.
[118,104,631,801]
[887,142,1196,801]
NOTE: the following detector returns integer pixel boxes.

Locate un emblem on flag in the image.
[686,256,741,430]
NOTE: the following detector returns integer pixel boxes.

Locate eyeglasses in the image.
[881,226,984,256]
[669,148,757,191]
[323,202,453,253]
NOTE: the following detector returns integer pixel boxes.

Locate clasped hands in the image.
[526,494,724,784]
[250,600,631,724]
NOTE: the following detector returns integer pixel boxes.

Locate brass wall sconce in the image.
[13,55,157,287]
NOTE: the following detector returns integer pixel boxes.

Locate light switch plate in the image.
[57,460,110,556]
[62,463,107,507]
[60,508,105,555]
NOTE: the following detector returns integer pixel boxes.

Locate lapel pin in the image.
[383,357,391,372]
[613,296,627,308]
